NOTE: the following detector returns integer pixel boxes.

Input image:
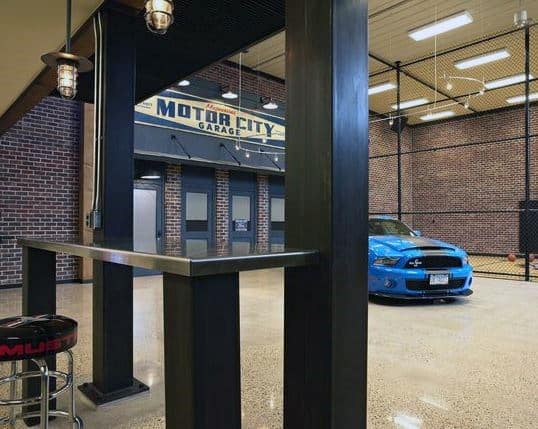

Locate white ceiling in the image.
[0,0,104,118]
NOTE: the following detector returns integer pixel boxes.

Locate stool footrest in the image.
[0,369,70,406]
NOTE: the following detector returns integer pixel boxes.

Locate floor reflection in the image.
[0,271,537,428]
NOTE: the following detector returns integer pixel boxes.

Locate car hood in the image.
[369,235,458,253]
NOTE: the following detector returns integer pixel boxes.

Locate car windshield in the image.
[369,219,415,236]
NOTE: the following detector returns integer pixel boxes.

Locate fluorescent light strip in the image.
[420,110,456,121]
[368,82,396,95]
[409,11,473,41]
[454,49,510,70]
[506,92,538,104]
[391,98,429,110]
[485,73,533,90]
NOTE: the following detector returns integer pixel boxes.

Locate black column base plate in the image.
[78,378,149,406]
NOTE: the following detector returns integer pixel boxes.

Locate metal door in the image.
[182,167,215,256]
[133,182,163,275]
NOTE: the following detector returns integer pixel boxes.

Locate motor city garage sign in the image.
[135,90,285,145]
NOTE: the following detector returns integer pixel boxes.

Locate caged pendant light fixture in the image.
[41,0,93,99]
[145,0,175,35]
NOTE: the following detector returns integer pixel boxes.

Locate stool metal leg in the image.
[8,361,17,429]
[34,358,50,429]
[65,350,83,428]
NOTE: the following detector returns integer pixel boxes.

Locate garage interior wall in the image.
[1,63,537,286]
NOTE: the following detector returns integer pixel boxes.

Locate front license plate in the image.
[430,273,449,285]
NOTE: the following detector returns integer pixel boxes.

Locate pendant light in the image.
[41,0,93,99]
[145,0,175,35]
[261,97,279,110]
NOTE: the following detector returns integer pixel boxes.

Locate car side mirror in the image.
[414,230,422,237]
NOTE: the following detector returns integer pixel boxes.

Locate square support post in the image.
[21,246,57,426]
[284,0,369,428]
[79,6,148,404]
[162,272,241,428]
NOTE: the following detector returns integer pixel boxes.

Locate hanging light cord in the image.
[66,0,72,53]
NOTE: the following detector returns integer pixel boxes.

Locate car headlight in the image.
[373,257,401,266]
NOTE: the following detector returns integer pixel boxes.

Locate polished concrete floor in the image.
[0,270,537,428]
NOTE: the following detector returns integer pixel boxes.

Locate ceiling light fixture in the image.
[408,11,473,41]
[485,73,533,90]
[368,82,397,95]
[41,0,93,99]
[506,92,538,104]
[145,0,174,35]
[222,88,238,99]
[261,97,279,110]
[420,110,455,121]
[454,49,510,70]
[178,79,190,87]
[514,9,533,28]
[391,98,429,110]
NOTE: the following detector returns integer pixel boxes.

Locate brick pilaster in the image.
[164,164,181,248]
[256,174,270,246]
[215,169,230,245]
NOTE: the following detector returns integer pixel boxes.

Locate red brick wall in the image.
[196,62,285,103]
[411,107,538,254]
[369,120,414,225]
[0,97,80,287]
[215,169,230,245]
[256,174,270,246]
[164,164,181,249]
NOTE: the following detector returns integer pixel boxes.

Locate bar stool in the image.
[0,315,83,428]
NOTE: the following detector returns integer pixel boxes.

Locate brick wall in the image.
[411,107,538,254]
[256,174,270,246]
[0,97,81,287]
[164,164,181,249]
[215,169,230,245]
[196,62,285,103]
[369,120,414,225]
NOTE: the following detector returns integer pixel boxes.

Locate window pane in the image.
[186,192,207,220]
[232,241,251,254]
[185,239,207,256]
[232,195,251,220]
[271,197,285,222]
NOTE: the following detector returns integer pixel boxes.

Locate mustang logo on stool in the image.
[0,315,78,360]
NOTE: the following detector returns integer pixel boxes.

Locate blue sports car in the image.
[368,216,473,299]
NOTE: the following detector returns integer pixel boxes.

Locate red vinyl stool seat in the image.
[0,314,82,428]
[0,315,77,362]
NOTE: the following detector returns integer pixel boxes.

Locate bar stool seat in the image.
[0,314,82,428]
[0,315,77,361]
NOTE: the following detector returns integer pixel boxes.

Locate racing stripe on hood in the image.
[401,236,452,249]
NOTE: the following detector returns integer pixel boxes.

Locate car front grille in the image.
[406,278,467,291]
[405,256,462,269]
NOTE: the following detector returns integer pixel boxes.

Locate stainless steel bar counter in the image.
[18,238,319,428]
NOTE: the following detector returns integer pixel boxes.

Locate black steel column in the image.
[22,247,57,426]
[524,25,531,281]
[396,61,402,220]
[284,0,369,427]
[162,272,241,429]
[79,6,148,404]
